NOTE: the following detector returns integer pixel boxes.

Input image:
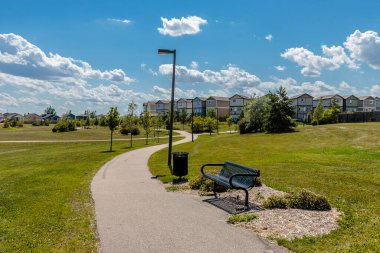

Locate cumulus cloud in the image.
[107,18,132,25]
[153,85,197,99]
[0,33,133,82]
[265,34,273,41]
[159,64,260,88]
[190,61,199,69]
[281,45,356,77]
[0,92,18,106]
[275,65,286,71]
[158,16,207,37]
[344,30,380,69]
[370,84,380,96]
[339,81,358,94]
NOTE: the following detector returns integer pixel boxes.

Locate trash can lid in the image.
[172,152,189,156]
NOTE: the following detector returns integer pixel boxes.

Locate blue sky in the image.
[1,0,380,115]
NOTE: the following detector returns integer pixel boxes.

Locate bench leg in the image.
[242,188,249,209]
[213,182,217,198]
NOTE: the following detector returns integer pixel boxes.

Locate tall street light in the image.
[158,49,176,168]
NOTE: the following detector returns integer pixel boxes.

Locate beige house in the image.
[206,96,230,120]
[24,113,42,123]
[313,94,344,112]
[143,101,157,116]
[229,94,249,121]
[291,93,313,121]
[358,96,376,112]
[155,100,171,116]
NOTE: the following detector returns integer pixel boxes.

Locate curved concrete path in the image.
[91,131,289,253]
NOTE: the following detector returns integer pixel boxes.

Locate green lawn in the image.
[149,123,380,252]
[0,131,182,252]
[0,124,175,141]
[173,121,238,134]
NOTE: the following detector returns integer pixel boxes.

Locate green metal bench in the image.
[201,161,260,208]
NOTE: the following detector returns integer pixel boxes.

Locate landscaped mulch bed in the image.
[166,183,341,240]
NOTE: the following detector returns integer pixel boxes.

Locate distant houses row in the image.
[0,112,106,123]
[143,94,380,121]
[144,95,249,121]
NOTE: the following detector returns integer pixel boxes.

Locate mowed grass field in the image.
[149,123,380,252]
[0,124,174,141]
[0,127,182,252]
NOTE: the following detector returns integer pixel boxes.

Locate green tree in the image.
[179,110,187,130]
[140,112,153,144]
[206,109,216,118]
[156,114,164,142]
[44,106,56,115]
[93,117,99,128]
[191,116,204,133]
[105,107,121,151]
[226,115,233,134]
[240,96,268,133]
[84,116,91,129]
[204,116,217,136]
[313,100,324,125]
[264,86,296,133]
[126,101,137,147]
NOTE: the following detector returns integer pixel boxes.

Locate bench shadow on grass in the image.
[100,150,116,153]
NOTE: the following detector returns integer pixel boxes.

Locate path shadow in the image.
[172,178,188,184]
[203,196,262,214]
[100,150,116,153]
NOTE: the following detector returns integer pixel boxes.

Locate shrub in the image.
[43,120,49,126]
[120,127,140,135]
[32,121,41,126]
[189,175,227,192]
[227,213,257,224]
[287,190,331,211]
[262,195,288,209]
[52,120,77,133]
[3,120,10,128]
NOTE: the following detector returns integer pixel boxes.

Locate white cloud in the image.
[370,84,380,96]
[158,16,207,37]
[0,33,133,83]
[0,92,18,106]
[338,81,358,94]
[107,18,132,25]
[344,30,380,69]
[274,65,286,71]
[19,97,51,106]
[153,85,197,100]
[190,61,199,69]
[159,64,260,88]
[281,45,356,77]
[265,34,273,41]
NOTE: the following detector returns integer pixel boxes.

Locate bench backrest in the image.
[219,162,260,188]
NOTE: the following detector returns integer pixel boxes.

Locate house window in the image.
[349,100,352,104]
[233,99,236,102]
[369,100,374,104]
[301,98,304,102]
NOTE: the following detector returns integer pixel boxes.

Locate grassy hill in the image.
[149,123,380,252]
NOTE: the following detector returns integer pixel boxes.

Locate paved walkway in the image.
[91,131,289,253]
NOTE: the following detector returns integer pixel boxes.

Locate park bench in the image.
[201,161,260,208]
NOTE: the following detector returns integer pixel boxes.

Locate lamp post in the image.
[191,99,194,142]
[158,49,176,168]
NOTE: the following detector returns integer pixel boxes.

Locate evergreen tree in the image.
[264,86,296,133]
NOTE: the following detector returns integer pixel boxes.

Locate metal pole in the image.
[168,50,176,168]
[191,99,194,142]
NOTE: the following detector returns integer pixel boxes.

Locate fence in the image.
[338,111,380,123]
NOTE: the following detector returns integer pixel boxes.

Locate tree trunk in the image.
[130,131,133,147]
[110,131,113,151]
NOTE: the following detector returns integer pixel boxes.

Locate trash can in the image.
[172,152,189,177]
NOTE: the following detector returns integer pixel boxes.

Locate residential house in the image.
[41,114,61,123]
[193,97,207,116]
[76,114,89,121]
[63,112,76,120]
[206,96,230,120]
[313,94,344,112]
[24,113,42,123]
[176,98,188,115]
[186,99,193,115]
[376,97,380,111]
[4,113,24,122]
[290,93,313,121]
[342,95,359,112]
[229,94,249,121]
[357,96,376,112]
[155,100,171,116]
[143,101,157,116]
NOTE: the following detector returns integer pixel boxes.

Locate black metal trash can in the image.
[172,152,189,177]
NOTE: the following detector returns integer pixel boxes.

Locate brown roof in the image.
[207,96,229,101]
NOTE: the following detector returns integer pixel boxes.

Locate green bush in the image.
[52,120,77,133]
[227,213,257,224]
[287,190,331,211]
[32,121,41,126]
[120,127,140,135]
[262,195,288,209]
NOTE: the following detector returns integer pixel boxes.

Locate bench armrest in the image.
[228,173,258,189]
[201,163,225,175]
